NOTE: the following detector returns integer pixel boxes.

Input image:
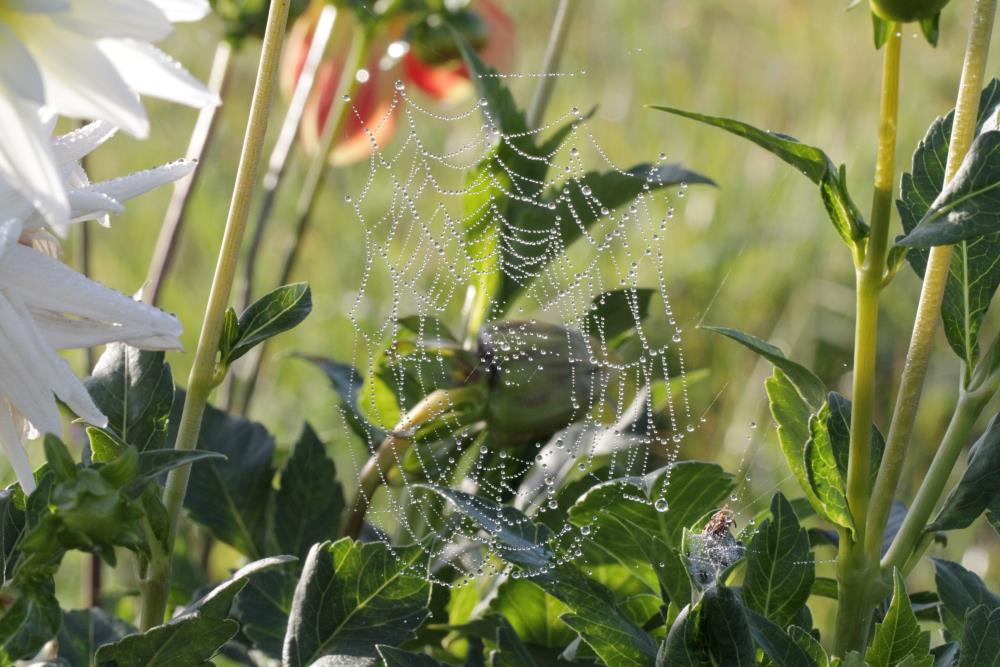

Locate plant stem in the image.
[233,29,371,416]
[865,0,997,563]
[526,0,577,130]
[138,0,291,630]
[881,388,984,572]
[834,26,902,657]
[239,4,338,312]
[146,41,233,307]
[341,387,481,539]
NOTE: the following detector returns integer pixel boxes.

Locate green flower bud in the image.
[479,321,598,446]
[211,0,311,44]
[51,470,134,547]
[869,0,950,22]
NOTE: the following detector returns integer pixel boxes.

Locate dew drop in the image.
[654,498,669,512]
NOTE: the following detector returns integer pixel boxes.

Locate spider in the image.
[704,507,735,536]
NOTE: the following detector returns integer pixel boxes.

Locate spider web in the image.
[335,78,757,584]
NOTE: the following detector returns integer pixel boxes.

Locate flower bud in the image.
[479,321,598,446]
[869,0,950,22]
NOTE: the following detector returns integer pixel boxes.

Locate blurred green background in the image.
[39,0,1000,606]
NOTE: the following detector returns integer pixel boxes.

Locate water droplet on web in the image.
[654,498,669,512]
[394,79,406,91]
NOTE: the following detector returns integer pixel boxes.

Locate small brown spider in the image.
[704,507,735,536]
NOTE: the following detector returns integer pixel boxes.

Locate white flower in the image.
[0,121,192,493]
[0,0,216,228]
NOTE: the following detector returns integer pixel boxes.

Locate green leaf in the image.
[490,618,543,667]
[58,607,133,665]
[789,625,830,667]
[744,607,818,667]
[959,604,1000,666]
[897,131,1000,249]
[896,80,1000,370]
[766,370,825,517]
[0,587,60,663]
[501,163,712,311]
[127,449,225,497]
[659,603,703,667]
[303,355,388,443]
[96,558,291,666]
[171,395,275,558]
[929,413,1000,531]
[825,392,885,497]
[700,586,755,667]
[94,616,238,666]
[866,570,932,667]
[0,489,24,581]
[932,558,1000,642]
[705,327,826,409]
[743,493,815,629]
[424,486,658,665]
[281,539,431,666]
[232,560,298,659]
[221,283,312,364]
[872,13,890,49]
[585,288,656,348]
[273,424,344,560]
[650,106,866,246]
[806,403,854,531]
[85,344,174,453]
[379,645,446,666]
[489,579,574,649]
[920,12,940,47]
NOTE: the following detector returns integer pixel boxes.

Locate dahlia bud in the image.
[869,0,950,22]
[479,321,599,446]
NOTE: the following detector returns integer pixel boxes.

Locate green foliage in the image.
[281,539,431,666]
[85,344,174,453]
[931,558,1000,643]
[585,288,656,348]
[218,282,312,368]
[743,493,815,628]
[650,106,867,250]
[745,607,818,667]
[273,424,345,560]
[896,80,1000,371]
[959,604,1000,666]
[57,607,133,665]
[95,557,287,666]
[865,571,932,667]
[928,412,1000,531]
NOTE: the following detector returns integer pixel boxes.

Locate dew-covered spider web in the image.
[334,75,781,585]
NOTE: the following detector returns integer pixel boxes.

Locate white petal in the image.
[0,293,64,435]
[86,159,196,204]
[0,23,44,102]
[146,0,209,22]
[31,309,182,350]
[0,401,36,494]
[99,40,219,109]
[51,120,117,167]
[55,0,172,41]
[0,91,68,226]
[0,220,22,257]
[21,18,149,137]
[0,245,183,347]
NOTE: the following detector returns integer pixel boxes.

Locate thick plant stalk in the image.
[239,4,338,311]
[340,387,483,539]
[881,389,985,571]
[138,0,291,630]
[866,0,997,565]
[146,41,233,306]
[526,0,577,130]
[834,26,902,657]
[233,30,370,415]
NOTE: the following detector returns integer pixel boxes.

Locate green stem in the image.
[525,0,577,130]
[138,0,291,630]
[866,0,997,563]
[233,29,372,416]
[239,4,339,312]
[341,386,485,539]
[833,26,902,657]
[881,388,984,572]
